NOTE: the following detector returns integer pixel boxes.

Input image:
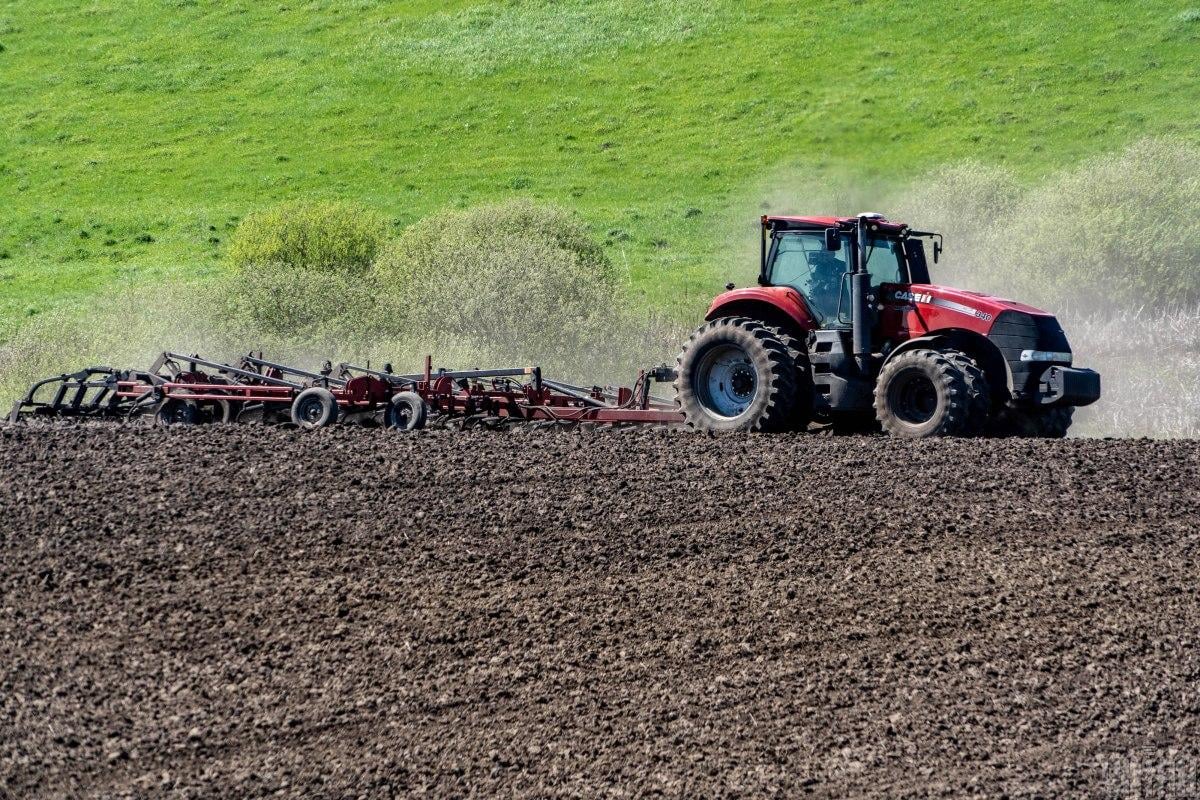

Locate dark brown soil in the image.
[2,425,1199,798]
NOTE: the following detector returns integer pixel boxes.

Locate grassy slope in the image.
[1,0,1197,335]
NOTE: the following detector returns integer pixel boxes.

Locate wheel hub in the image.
[300,399,323,423]
[889,370,939,426]
[694,344,758,419]
[729,367,755,398]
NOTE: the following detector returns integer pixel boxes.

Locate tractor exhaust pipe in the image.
[851,213,876,373]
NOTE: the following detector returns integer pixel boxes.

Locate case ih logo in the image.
[892,290,994,322]
[892,290,933,304]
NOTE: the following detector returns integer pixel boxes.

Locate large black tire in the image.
[874,349,972,438]
[768,327,814,432]
[991,406,1074,438]
[674,317,797,432]
[386,391,427,431]
[291,387,339,429]
[942,351,991,435]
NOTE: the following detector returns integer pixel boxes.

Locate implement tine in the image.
[148,352,169,376]
[50,378,70,410]
[68,375,91,411]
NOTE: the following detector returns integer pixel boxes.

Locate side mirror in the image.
[824,228,841,251]
[933,240,943,263]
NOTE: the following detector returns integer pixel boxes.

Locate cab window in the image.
[768,232,848,324]
[863,238,904,287]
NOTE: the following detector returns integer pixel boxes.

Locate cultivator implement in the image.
[9,352,685,430]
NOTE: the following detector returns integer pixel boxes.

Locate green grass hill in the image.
[1,0,1198,335]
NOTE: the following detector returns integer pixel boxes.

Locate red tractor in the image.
[674,213,1101,437]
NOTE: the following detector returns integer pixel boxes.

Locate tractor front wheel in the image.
[674,317,797,432]
[874,349,974,438]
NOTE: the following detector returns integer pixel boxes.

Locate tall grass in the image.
[1065,308,1200,438]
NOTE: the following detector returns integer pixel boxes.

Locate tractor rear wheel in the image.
[768,327,814,432]
[874,349,972,438]
[674,317,797,432]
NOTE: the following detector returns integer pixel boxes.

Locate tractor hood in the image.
[896,284,1076,402]
[901,284,1055,332]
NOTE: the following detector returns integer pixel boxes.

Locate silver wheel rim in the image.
[694,344,757,419]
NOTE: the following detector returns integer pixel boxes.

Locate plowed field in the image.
[2,426,1198,798]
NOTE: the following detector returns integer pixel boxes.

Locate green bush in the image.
[987,138,1200,310]
[216,261,384,339]
[372,199,632,373]
[890,161,1021,269]
[227,200,389,273]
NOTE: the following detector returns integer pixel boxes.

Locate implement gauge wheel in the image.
[674,316,797,432]
[291,387,339,429]
[386,391,427,431]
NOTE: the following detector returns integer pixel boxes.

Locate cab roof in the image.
[763,214,909,235]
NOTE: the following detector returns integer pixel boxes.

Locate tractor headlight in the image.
[1020,349,1072,363]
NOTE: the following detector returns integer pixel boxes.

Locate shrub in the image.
[215,261,384,339]
[372,199,632,375]
[227,200,389,273]
[890,160,1021,278]
[986,138,1200,310]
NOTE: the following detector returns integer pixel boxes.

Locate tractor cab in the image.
[760,214,933,328]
